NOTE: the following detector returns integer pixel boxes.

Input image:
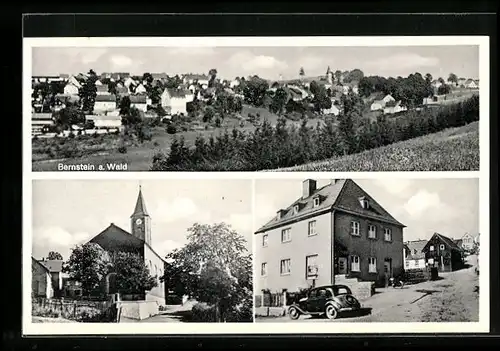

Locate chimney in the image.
[302,179,317,199]
[330,179,340,185]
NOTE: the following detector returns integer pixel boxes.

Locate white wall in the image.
[144,245,166,305]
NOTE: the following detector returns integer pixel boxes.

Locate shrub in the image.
[166,124,177,134]
[117,145,127,153]
[191,302,216,322]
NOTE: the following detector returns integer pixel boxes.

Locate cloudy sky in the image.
[32,46,479,81]
[255,178,479,242]
[32,179,252,261]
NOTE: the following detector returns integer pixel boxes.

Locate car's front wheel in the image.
[288,307,301,320]
[325,304,338,320]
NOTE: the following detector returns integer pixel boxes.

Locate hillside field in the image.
[271,121,479,172]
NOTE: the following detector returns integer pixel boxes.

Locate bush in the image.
[191,302,216,322]
[166,124,177,134]
[117,145,127,153]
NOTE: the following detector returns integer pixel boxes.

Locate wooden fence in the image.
[32,297,119,322]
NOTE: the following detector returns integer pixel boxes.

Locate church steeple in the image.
[130,186,152,245]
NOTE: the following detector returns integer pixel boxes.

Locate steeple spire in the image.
[131,186,149,217]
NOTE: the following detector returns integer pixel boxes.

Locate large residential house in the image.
[32,257,54,298]
[255,179,406,294]
[130,94,148,112]
[460,232,476,251]
[38,259,68,298]
[88,187,166,304]
[161,88,194,115]
[403,240,427,270]
[94,95,117,113]
[370,94,396,111]
[422,233,464,272]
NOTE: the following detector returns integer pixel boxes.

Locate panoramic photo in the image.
[30,179,253,323]
[253,178,481,323]
[29,44,480,172]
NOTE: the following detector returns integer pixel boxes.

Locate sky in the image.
[32,45,479,81]
[254,178,479,243]
[31,179,252,261]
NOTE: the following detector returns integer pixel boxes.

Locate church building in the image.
[88,186,166,305]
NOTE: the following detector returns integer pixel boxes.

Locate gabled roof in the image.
[130,94,147,103]
[184,73,209,80]
[95,95,116,102]
[152,73,168,80]
[255,179,404,234]
[32,257,50,273]
[165,88,192,98]
[32,113,53,120]
[96,84,109,92]
[423,232,462,252]
[116,86,129,94]
[455,239,463,247]
[39,259,64,273]
[404,240,427,260]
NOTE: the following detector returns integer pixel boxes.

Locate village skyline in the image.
[32,45,480,81]
[255,178,479,243]
[31,179,253,261]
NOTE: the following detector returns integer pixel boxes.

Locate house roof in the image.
[152,73,168,79]
[404,240,427,260]
[455,239,463,247]
[32,257,50,273]
[116,86,129,94]
[465,79,474,84]
[95,95,116,102]
[86,114,121,121]
[184,74,209,80]
[423,232,462,252]
[59,74,69,79]
[130,95,147,103]
[255,179,404,234]
[39,259,64,273]
[166,88,192,98]
[96,84,109,92]
[32,113,53,120]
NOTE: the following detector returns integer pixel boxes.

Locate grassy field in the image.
[32,105,324,171]
[272,121,479,172]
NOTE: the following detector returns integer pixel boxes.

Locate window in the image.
[351,221,360,236]
[440,244,445,250]
[306,255,318,277]
[430,245,435,251]
[368,224,376,239]
[413,249,417,255]
[281,228,291,243]
[261,262,267,276]
[313,197,320,208]
[293,205,299,214]
[415,260,420,267]
[262,234,268,247]
[384,228,392,241]
[280,259,291,275]
[359,197,370,209]
[368,257,377,273]
[405,260,410,268]
[350,255,360,272]
[308,220,317,236]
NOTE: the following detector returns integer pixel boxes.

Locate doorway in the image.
[384,258,392,277]
[338,257,347,275]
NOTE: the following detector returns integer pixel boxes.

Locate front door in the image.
[384,259,392,277]
[338,257,347,275]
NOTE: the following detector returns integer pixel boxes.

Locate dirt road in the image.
[256,255,479,323]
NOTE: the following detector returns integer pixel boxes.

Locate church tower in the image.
[326,66,333,84]
[130,186,152,245]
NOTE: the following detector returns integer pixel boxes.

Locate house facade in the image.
[32,257,54,298]
[94,95,117,113]
[63,82,80,96]
[96,84,110,95]
[130,94,148,112]
[255,179,405,294]
[38,259,67,298]
[460,232,476,251]
[403,240,427,270]
[383,101,408,115]
[88,187,166,304]
[370,94,395,111]
[161,88,194,115]
[422,233,464,272]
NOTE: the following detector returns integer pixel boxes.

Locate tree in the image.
[437,84,451,95]
[208,68,218,88]
[55,105,85,129]
[345,68,364,83]
[203,106,215,122]
[119,96,131,116]
[448,73,458,84]
[425,73,433,83]
[243,76,269,107]
[334,70,342,83]
[309,80,320,96]
[299,67,305,78]
[142,72,154,85]
[79,70,98,114]
[63,243,111,296]
[47,251,63,260]
[269,87,288,115]
[111,252,157,295]
[162,222,252,322]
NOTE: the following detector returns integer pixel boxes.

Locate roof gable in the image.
[404,240,427,259]
[39,259,64,273]
[88,223,144,252]
[333,180,405,227]
[423,232,461,252]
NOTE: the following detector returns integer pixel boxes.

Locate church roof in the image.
[39,259,64,273]
[131,187,149,217]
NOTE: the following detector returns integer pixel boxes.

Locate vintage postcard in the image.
[24,36,488,172]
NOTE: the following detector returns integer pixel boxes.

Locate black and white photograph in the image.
[26,37,485,172]
[253,178,484,324]
[29,179,253,324]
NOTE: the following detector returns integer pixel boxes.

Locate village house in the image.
[460,232,476,251]
[322,103,340,116]
[96,84,110,95]
[383,100,408,115]
[135,83,147,94]
[94,94,117,113]
[431,80,443,89]
[32,113,55,136]
[85,114,122,130]
[130,94,148,112]
[38,259,68,298]
[255,179,406,296]
[63,81,80,96]
[465,79,478,89]
[161,88,194,115]
[370,94,396,111]
[183,74,210,87]
[95,79,103,86]
[116,86,129,96]
[403,240,427,270]
[32,75,64,84]
[124,77,137,90]
[87,187,166,305]
[457,78,467,87]
[422,232,464,272]
[32,257,54,298]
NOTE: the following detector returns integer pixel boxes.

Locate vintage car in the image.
[287,284,361,320]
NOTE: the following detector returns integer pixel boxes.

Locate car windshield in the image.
[333,286,352,296]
